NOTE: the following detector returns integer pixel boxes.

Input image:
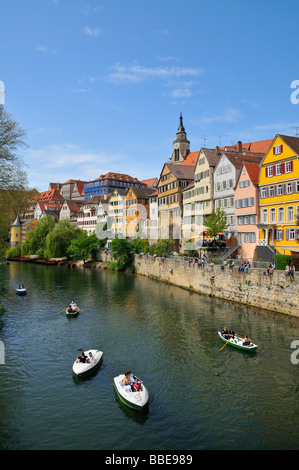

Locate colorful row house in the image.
[258,134,299,258]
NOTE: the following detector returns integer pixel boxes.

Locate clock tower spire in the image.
[170,113,190,163]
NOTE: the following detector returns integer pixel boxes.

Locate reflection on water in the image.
[0,262,298,450]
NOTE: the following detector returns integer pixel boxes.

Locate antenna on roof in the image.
[292,127,299,137]
[213,134,227,146]
[201,135,208,146]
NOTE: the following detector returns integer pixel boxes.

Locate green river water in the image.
[0,261,298,450]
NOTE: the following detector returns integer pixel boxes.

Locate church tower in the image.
[170,113,190,164]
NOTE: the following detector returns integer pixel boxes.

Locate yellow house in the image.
[258,134,299,257]
[125,187,156,238]
[107,188,127,239]
[10,214,38,247]
[157,162,195,246]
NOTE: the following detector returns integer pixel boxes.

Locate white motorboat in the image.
[72,349,103,377]
[113,374,149,411]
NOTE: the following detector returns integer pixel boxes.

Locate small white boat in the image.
[72,349,103,377]
[16,287,27,295]
[66,306,80,317]
[113,374,149,411]
[218,331,258,352]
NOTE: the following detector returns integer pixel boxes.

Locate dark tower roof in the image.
[177,112,185,133]
[11,213,23,226]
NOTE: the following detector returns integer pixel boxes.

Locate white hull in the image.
[113,374,149,411]
[16,288,27,295]
[72,349,103,376]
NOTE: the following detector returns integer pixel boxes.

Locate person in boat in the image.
[87,351,95,364]
[242,334,251,346]
[76,352,87,363]
[21,284,25,288]
[69,301,77,311]
[222,327,230,340]
[133,378,143,392]
[229,328,235,339]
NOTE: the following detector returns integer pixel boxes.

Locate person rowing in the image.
[242,334,251,346]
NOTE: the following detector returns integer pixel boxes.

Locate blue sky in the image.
[1,0,299,192]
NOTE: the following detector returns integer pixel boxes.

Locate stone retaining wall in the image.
[134,255,299,317]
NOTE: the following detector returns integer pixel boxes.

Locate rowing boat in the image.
[113,374,149,411]
[72,349,103,377]
[16,287,27,295]
[218,331,258,352]
[66,306,79,317]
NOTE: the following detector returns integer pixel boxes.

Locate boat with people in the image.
[66,300,80,317]
[72,349,103,377]
[65,306,80,317]
[16,285,27,295]
[113,372,149,411]
[218,331,258,352]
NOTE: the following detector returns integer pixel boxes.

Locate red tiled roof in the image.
[141,177,157,188]
[181,151,199,166]
[220,139,272,154]
[243,162,261,186]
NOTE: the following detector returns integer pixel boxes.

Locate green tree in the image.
[24,215,55,256]
[0,106,29,255]
[44,219,81,259]
[110,237,133,271]
[66,231,100,265]
[204,208,229,238]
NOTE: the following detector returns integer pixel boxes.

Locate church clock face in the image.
[174,143,179,149]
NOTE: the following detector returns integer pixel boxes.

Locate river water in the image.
[0,262,298,450]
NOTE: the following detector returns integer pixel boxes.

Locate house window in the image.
[287,206,294,222]
[285,161,291,173]
[270,208,276,223]
[278,207,284,222]
[276,163,281,175]
[262,209,268,223]
[276,230,283,241]
[286,182,292,194]
[261,188,267,198]
[288,229,295,240]
[267,166,273,177]
[277,184,283,195]
[269,186,274,197]
[273,144,283,155]
[244,233,255,243]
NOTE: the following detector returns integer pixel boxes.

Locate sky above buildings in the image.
[1,0,299,191]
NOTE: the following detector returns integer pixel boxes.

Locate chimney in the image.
[216,146,220,154]
[237,141,242,153]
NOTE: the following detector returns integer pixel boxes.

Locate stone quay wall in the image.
[134,255,299,318]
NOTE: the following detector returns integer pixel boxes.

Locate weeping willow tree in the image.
[44,219,82,259]
[0,105,29,256]
[20,215,55,257]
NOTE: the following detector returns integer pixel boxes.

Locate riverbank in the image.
[6,254,298,317]
[134,255,299,318]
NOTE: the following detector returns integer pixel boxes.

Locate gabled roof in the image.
[94,172,144,184]
[277,134,299,155]
[200,148,221,167]
[219,152,263,170]
[38,189,65,203]
[235,161,261,188]
[220,139,272,154]
[243,162,261,186]
[126,187,156,199]
[165,163,195,179]
[141,177,158,188]
[63,200,81,213]
[181,151,199,166]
